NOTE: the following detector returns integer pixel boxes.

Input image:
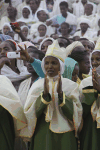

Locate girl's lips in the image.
[48,70,54,73]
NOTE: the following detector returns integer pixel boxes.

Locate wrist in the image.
[27,56,34,63]
[58,91,63,97]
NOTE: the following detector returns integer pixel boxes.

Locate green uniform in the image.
[80,88,100,150]
[29,94,78,150]
[0,105,15,150]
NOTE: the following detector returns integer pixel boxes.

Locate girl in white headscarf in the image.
[17,6,36,28]
[19,40,82,150]
[2,23,12,35]
[30,8,55,37]
[32,23,48,44]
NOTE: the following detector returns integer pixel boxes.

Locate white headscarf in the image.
[1,39,31,82]
[39,37,54,50]
[2,23,12,34]
[41,56,65,75]
[79,18,91,28]
[17,6,34,23]
[21,25,30,38]
[35,8,49,22]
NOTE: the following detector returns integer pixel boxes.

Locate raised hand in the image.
[44,72,49,96]
[92,68,100,92]
[17,44,34,63]
[10,22,21,33]
[0,56,11,69]
[57,72,63,96]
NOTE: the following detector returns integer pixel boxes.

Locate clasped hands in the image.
[43,71,63,97]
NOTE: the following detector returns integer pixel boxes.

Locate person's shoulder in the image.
[67,12,76,18]
[29,78,44,94]
[79,76,92,89]
[62,77,78,87]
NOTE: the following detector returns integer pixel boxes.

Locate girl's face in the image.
[21,27,28,37]
[72,64,79,82]
[25,48,39,73]
[0,42,13,57]
[91,51,100,68]
[38,25,46,37]
[41,40,52,54]
[38,11,47,22]
[3,26,10,35]
[44,56,60,77]
[79,55,90,74]
[22,8,30,18]
[61,24,69,35]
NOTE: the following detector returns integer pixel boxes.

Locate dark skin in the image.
[92,68,100,93]
[91,52,100,69]
[3,26,10,35]
[21,27,28,37]
[81,40,92,53]
[37,11,47,22]
[84,4,93,16]
[91,52,100,93]
[81,0,87,6]
[29,0,38,14]
[24,48,39,85]
[7,6,17,22]
[79,55,90,80]
[61,24,69,38]
[0,42,19,74]
[57,38,69,48]
[17,47,63,96]
[38,25,47,37]
[72,64,79,82]
[11,24,28,42]
[41,40,53,54]
[60,5,68,18]
[44,56,60,78]
[22,8,30,18]
[80,23,89,35]
[44,56,62,97]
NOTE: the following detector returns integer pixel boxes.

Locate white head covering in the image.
[41,57,65,75]
[79,18,91,28]
[1,39,31,81]
[2,23,12,34]
[21,25,30,38]
[35,8,49,22]
[39,37,54,50]
[17,6,34,23]
[37,23,48,36]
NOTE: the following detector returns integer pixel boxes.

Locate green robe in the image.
[29,94,78,150]
[0,105,15,150]
[80,87,100,150]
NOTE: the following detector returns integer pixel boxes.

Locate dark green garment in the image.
[80,90,100,150]
[29,94,78,150]
[0,105,15,150]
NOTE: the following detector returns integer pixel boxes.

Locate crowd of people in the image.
[0,0,100,150]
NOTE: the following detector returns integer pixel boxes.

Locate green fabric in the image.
[0,105,15,150]
[82,92,96,105]
[35,94,51,118]
[80,92,100,150]
[58,94,73,121]
[30,94,77,150]
[30,114,78,150]
[62,57,78,80]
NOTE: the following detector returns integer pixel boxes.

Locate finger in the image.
[24,44,27,52]
[18,45,25,51]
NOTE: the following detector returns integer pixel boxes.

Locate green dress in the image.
[0,105,15,150]
[29,93,78,150]
[80,87,100,150]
